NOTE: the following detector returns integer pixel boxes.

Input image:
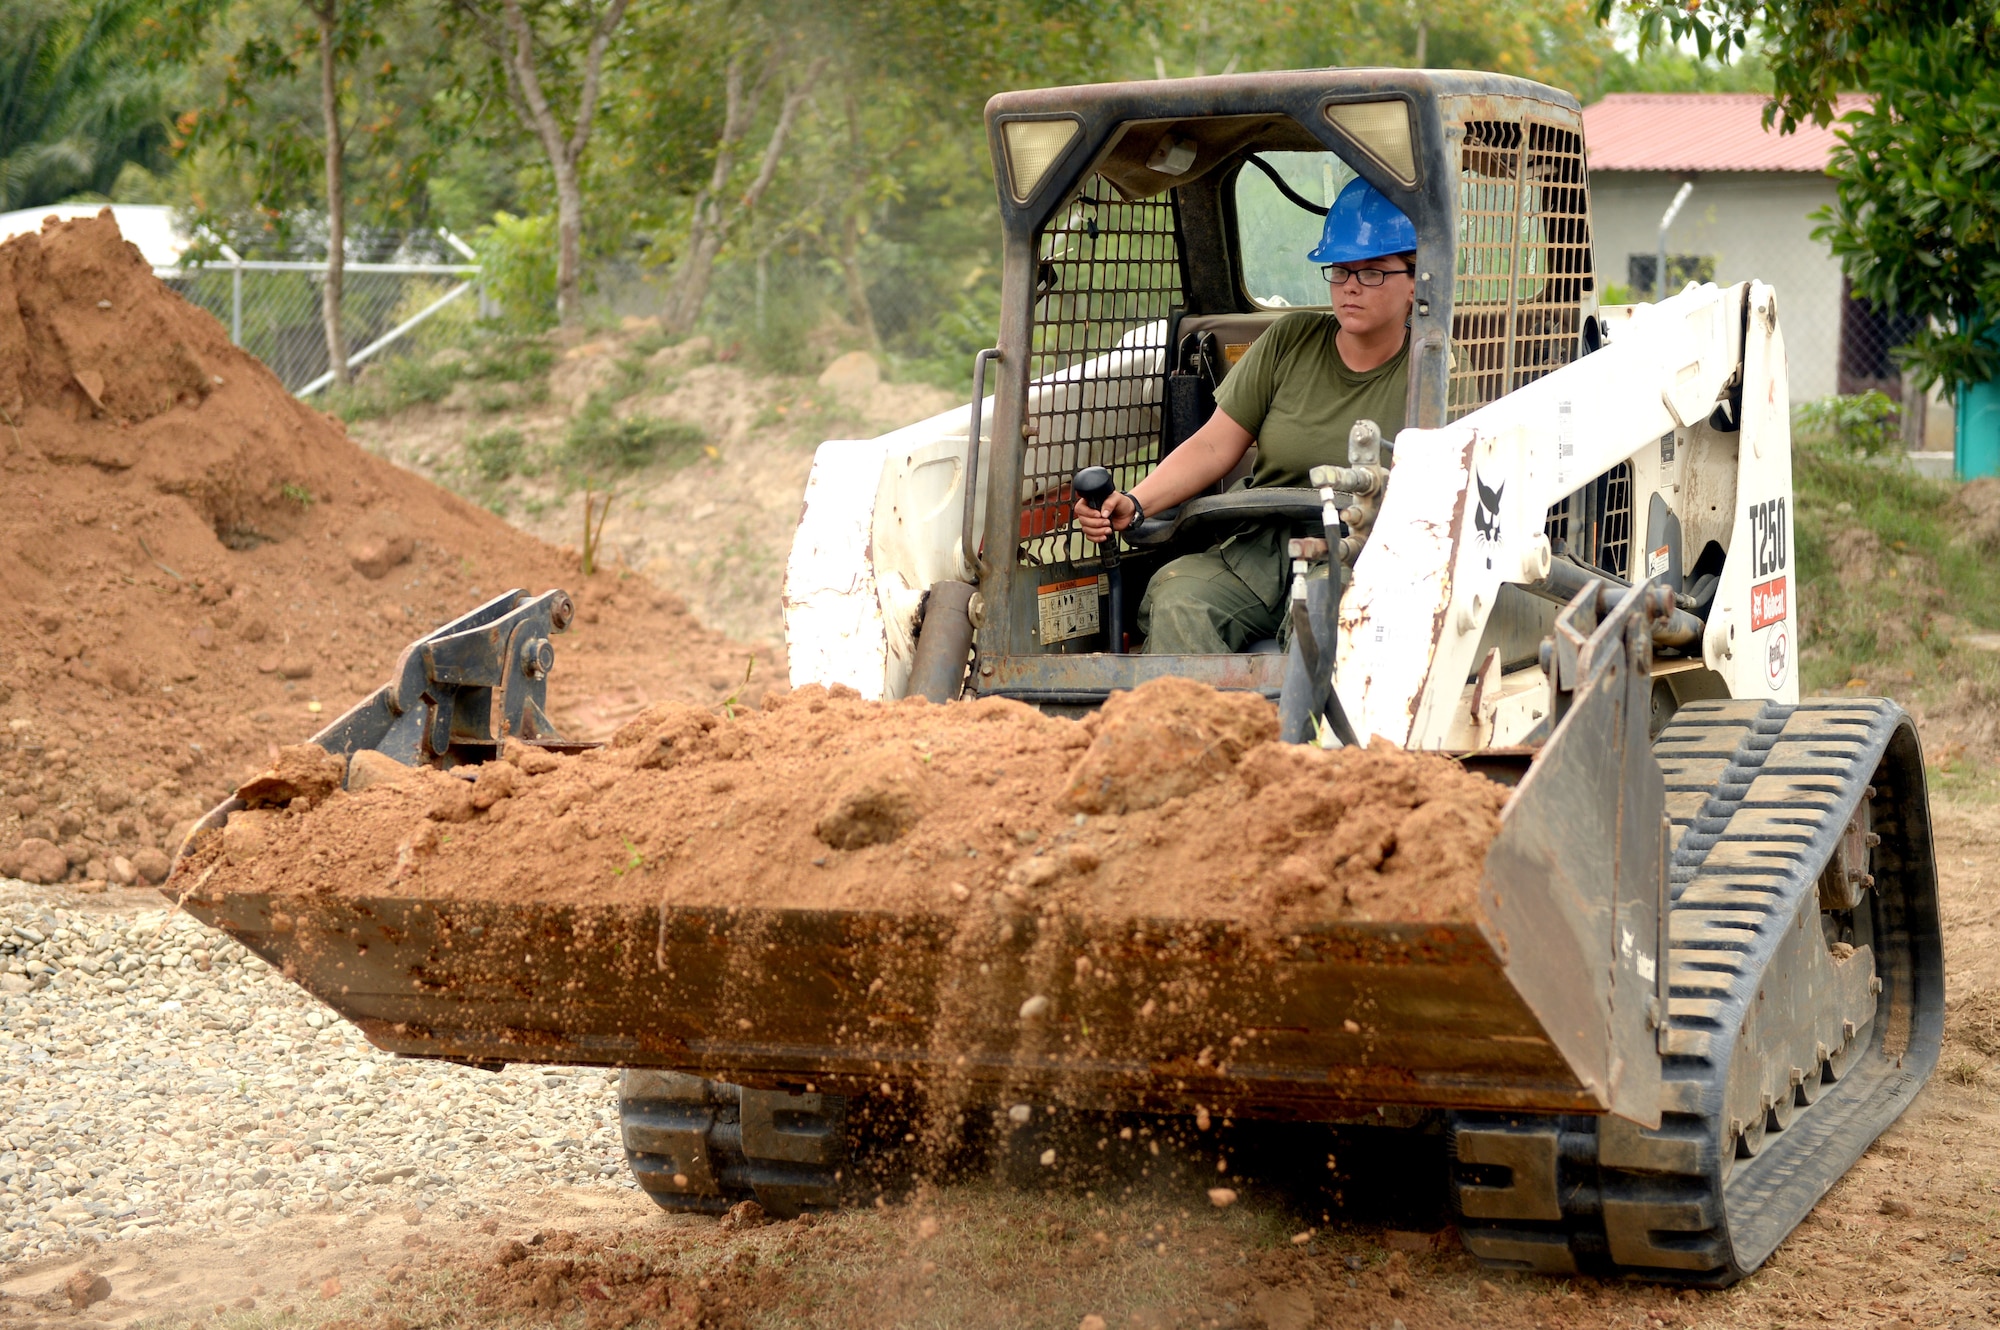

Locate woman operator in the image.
[1075,176,1416,654]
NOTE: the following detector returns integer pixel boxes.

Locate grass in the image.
[563,408,708,475]
[1793,437,2000,675]
[323,356,460,421]
[323,334,557,423]
[558,355,709,478]
[466,428,531,482]
[1791,430,2000,780]
[464,336,556,384]
[474,379,551,414]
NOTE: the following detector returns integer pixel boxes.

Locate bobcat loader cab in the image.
[788,69,1778,746]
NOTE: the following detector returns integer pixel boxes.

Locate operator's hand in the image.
[1076,490,1135,544]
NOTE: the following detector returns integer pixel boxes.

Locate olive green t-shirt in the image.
[1212,312,1409,486]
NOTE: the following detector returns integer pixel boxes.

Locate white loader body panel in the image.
[783,404,984,700]
[1337,281,1797,749]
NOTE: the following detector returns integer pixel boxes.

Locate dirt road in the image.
[1,797,1991,1330]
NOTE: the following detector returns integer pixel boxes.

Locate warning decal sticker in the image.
[1037,576,1101,644]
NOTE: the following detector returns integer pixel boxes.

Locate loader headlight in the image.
[1324,99,1416,186]
[1002,118,1081,203]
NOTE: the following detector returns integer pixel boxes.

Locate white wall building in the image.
[0,203,188,267]
[1582,92,1944,444]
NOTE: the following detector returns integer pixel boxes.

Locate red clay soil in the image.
[183,676,1507,926]
[0,211,776,890]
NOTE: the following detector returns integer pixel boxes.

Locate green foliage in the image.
[176,0,447,248]
[737,281,828,377]
[1794,392,1902,458]
[1592,35,1772,94]
[322,351,459,420]
[1,0,180,209]
[155,0,1664,395]
[562,398,707,474]
[280,481,315,506]
[1792,443,2000,733]
[465,426,528,480]
[1816,12,2000,396]
[1595,1,1972,128]
[473,211,560,332]
[463,334,555,383]
[1600,1,2000,396]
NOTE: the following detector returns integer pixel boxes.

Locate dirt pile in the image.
[1952,476,2000,554]
[183,677,1507,925]
[0,210,777,889]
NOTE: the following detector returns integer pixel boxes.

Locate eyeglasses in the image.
[1322,264,1415,287]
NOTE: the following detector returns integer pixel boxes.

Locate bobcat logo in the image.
[1474,472,1504,543]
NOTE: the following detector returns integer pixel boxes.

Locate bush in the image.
[320,354,459,422]
[741,289,826,376]
[465,336,556,383]
[474,212,560,333]
[1794,391,1902,457]
[466,428,529,481]
[563,405,707,474]
[381,355,459,406]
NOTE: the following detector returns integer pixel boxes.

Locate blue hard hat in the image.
[1308,177,1417,265]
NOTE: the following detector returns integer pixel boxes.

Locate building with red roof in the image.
[1582,91,1933,423]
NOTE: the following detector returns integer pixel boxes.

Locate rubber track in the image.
[620,1072,844,1218]
[1450,697,1944,1283]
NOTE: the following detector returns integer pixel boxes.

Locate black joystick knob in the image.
[1073,466,1116,512]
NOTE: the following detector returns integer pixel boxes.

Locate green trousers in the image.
[1137,523,1292,654]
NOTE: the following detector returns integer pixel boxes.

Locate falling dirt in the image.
[0,211,779,890]
[181,677,1507,926]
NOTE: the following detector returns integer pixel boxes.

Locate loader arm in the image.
[1338,280,1795,749]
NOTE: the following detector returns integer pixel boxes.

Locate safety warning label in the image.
[1037,575,1105,644]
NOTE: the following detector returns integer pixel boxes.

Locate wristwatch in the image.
[1122,491,1146,527]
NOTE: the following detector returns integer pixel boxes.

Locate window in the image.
[1627,254,1716,301]
[1837,277,1922,400]
[1235,151,1356,309]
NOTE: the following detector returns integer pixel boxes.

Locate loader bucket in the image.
[172,581,1672,1129]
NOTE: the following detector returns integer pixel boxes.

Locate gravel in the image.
[0,877,637,1266]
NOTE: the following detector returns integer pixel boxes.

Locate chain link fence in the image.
[155,252,481,396]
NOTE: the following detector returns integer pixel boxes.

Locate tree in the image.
[298,0,372,383]
[452,0,631,327]
[183,0,435,385]
[0,0,181,210]
[1600,1,2000,393]
[657,37,824,336]
[1127,0,1618,97]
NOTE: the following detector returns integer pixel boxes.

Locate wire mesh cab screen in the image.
[1446,116,1591,422]
[1020,174,1181,587]
[1447,104,1598,569]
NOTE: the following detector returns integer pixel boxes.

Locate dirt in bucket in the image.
[182,676,1507,927]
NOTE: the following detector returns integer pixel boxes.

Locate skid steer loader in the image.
[170,68,1942,1285]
